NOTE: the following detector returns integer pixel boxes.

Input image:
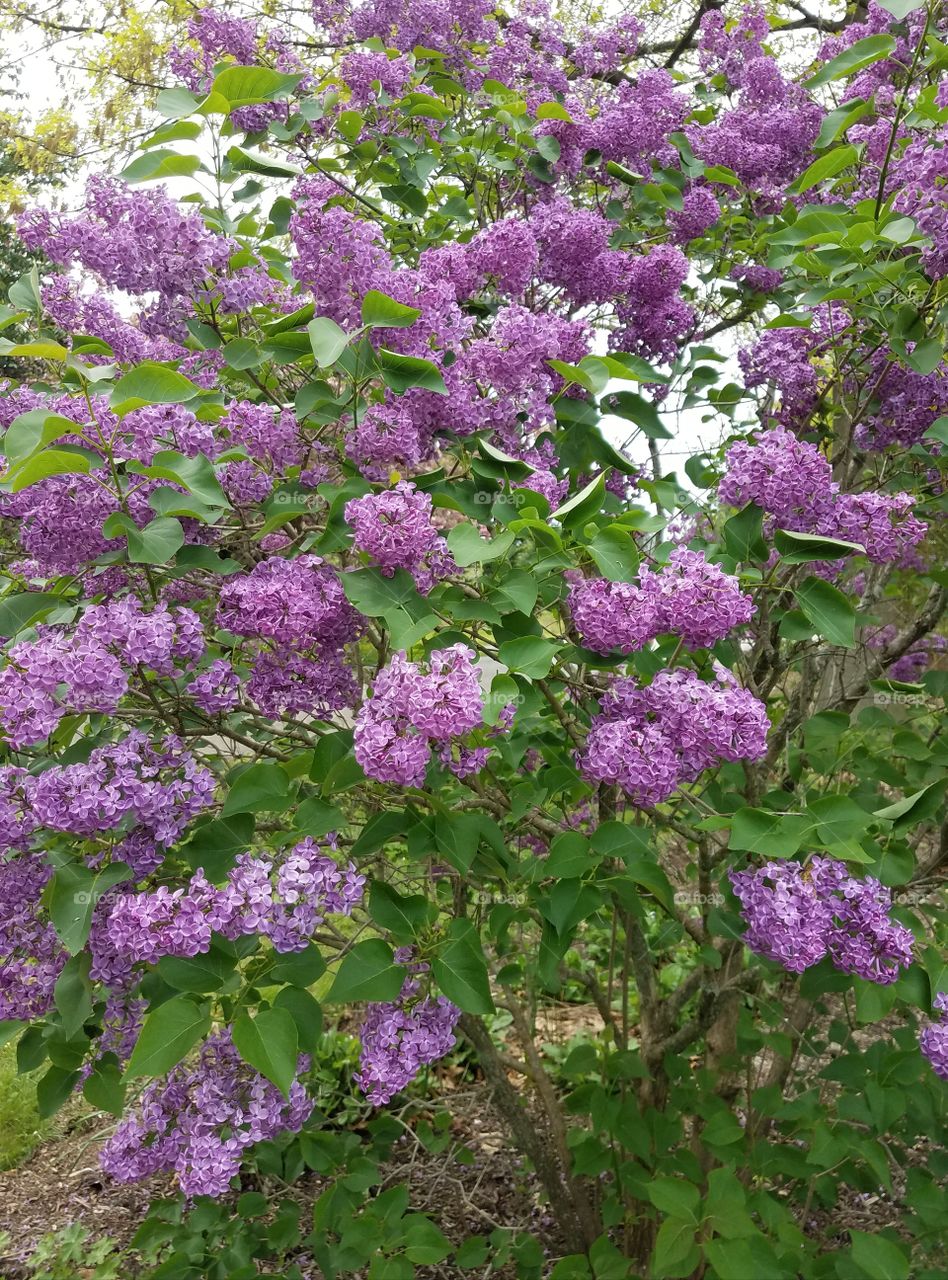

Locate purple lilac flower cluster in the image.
[567,548,754,655]
[0,732,215,874]
[0,855,66,1021]
[100,1029,311,1197]
[730,857,915,984]
[106,837,364,963]
[920,994,948,1080]
[719,427,927,565]
[578,669,769,807]
[354,645,485,787]
[865,626,947,683]
[355,976,462,1105]
[345,482,455,592]
[216,556,361,717]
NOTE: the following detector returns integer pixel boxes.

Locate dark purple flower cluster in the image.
[100,1029,311,1197]
[730,856,915,984]
[865,626,947,684]
[345,482,455,592]
[567,548,754,655]
[354,645,485,786]
[0,855,66,1021]
[355,977,462,1105]
[578,668,769,807]
[216,556,361,717]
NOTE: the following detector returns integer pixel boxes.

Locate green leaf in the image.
[227,146,300,177]
[795,576,856,647]
[807,794,873,857]
[222,762,292,816]
[379,349,447,395]
[232,1007,299,1098]
[475,437,535,480]
[587,526,640,581]
[724,503,768,563]
[729,808,809,857]
[125,516,186,565]
[498,635,562,678]
[270,944,326,987]
[159,945,237,994]
[325,939,405,1003]
[341,567,435,649]
[121,149,202,183]
[604,391,672,439]
[646,1177,700,1221]
[182,813,254,881]
[156,87,203,119]
[874,780,946,835]
[446,524,515,566]
[5,448,93,491]
[0,591,65,638]
[806,35,897,89]
[54,953,93,1039]
[308,317,350,367]
[493,569,538,615]
[850,1230,909,1280]
[877,0,926,16]
[2,340,68,361]
[210,65,303,108]
[125,996,210,1079]
[37,1066,82,1119]
[361,290,421,328]
[46,861,132,953]
[272,987,323,1052]
[431,920,494,1014]
[110,362,199,408]
[775,528,864,563]
[369,881,436,943]
[651,1219,698,1279]
[83,1057,126,1116]
[790,144,858,193]
[133,450,230,509]
[552,473,607,527]
[3,410,82,462]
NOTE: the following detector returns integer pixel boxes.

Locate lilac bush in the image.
[0,0,946,1275]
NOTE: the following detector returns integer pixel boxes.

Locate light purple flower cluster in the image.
[100,1029,311,1197]
[355,977,462,1105]
[0,602,204,746]
[106,837,364,963]
[719,427,928,564]
[345,482,455,592]
[188,659,241,715]
[578,668,769,807]
[920,994,948,1080]
[354,645,485,787]
[730,856,915,984]
[567,549,754,655]
[18,176,233,311]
